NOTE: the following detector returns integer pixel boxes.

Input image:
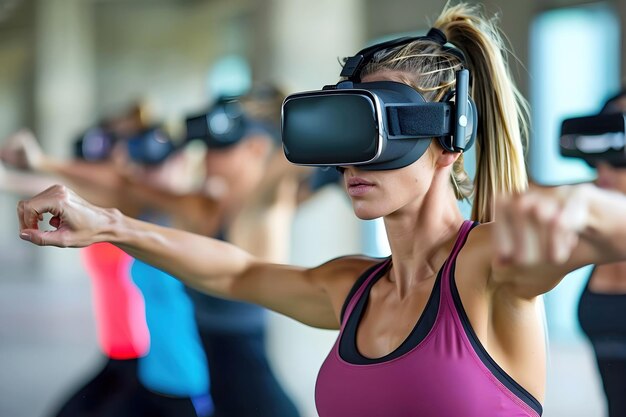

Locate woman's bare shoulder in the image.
[311,255,389,312]
[311,254,386,283]
[456,222,494,288]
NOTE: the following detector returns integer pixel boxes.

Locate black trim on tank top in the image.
[449,261,543,416]
[340,259,391,323]
[338,262,442,365]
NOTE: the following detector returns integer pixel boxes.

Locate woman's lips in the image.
[346,177,375,197]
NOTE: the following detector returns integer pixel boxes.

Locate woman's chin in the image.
[352,204,385,220]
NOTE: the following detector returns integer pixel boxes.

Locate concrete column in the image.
[34,0,95,158]
[264,0,366,91]
[32,0,96,279]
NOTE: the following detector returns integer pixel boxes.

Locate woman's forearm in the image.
[17,184,254,298]
[19,184,338,328]
[107,208,255,295]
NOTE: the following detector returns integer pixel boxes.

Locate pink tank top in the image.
[315,221,542,417]
[81,243,150,359]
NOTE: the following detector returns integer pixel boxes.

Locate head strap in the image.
[425,27,447,45]
[340,27,465,82]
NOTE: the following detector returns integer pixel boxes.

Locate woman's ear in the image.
[430,142,461,168]
[438,151,461,168]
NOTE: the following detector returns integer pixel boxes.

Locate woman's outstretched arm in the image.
[17,184,351,329]
[490,182,626,298]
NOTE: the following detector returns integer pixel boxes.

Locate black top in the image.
[578,267,626,417]
[578,267,626,359]
[186,228,266,333]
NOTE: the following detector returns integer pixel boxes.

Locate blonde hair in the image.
[360,3,528,222]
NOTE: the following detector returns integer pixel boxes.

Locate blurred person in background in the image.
[2,85,304,417]
[182,86,303,417]
[122,85,304,417]
[113,127,213,417]
[577,89,626,417]
[0,106,153,417]
[1,106,214,417]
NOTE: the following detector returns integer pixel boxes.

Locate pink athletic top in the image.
[81,243,150,359]
[315,221,542,417]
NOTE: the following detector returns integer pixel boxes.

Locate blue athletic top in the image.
[130,211,210,398]
[131,260,210,397]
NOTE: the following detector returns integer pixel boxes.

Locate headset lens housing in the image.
[282,91,381,165]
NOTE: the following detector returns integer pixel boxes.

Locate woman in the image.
[1,116,151,417]
[578,89,626,417]
[119,129,213,417]
[16,4,626,416]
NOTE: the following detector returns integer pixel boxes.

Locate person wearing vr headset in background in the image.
[15,3,626,416]
[112,126,214,417]
[126,88,303,417]
[2,86,303,417]
[68,121,214,417]
[560,89,626,417]
[0,106,154,417]
[1,106,216,417]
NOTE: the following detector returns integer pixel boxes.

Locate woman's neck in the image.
[383,172,464,297]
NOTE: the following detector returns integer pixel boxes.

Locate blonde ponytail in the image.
[435,3,529,222]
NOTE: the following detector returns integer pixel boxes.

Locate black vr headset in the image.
[560,90,626,168]
[560,113,626,168]
[185,97,247,148]
[73,125,176,165]
[74,127,117,162]
[126,127,177,166]
[185,97,279,149]
[281,28,477,171]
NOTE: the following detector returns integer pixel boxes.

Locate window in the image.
[529,3,620,339]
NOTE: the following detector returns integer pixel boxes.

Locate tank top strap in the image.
[341,258,392,327]
[440,220,479,296]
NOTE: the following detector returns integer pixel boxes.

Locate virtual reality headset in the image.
[560,113,626,167]
[185,97,279,149]
[127,127,177,166]
[185,97,247,148]
[73,125,176,166]
[74,127,116,162]
[281,28,477,171]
